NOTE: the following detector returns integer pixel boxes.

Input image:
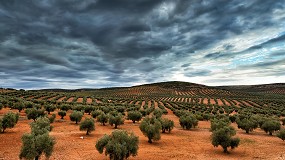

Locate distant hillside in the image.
[218,83,285,94]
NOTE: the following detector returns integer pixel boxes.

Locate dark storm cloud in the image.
[0,0,284,89]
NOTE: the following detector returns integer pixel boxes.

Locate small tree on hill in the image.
[127,111,142,123]
[13,102,25,112]
[97,113,109,126]
[95,130,139,160]
[19,117,55,160]
[109,113,124,129]
[58,111,66,119]
[84,105,95,115]
[179,115,198,130]
[261,119,281,135]
[80,118,95,135]
[91,110,104,119]
[160,118,174,133]
[153,109,163,118]
[139,116,162,143]
[70,111,83,124]
[236,118,258,134]
[0,112,19,133]
[211,126,240,153]
[44,104,56,114]
[26,108,45,121]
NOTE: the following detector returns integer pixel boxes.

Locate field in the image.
[1,81,285,160]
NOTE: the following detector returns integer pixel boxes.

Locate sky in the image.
[0,0,285,89]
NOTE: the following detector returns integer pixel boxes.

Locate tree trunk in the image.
[148,137,152,143]
[115,124,118,129]
[35,156,39,160]
[86,130,89,135]
[133,120,135,123]
[269,132,272,136]
[246,130,249,134]
[223,147,228,153]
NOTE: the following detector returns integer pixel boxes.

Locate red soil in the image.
[77,98,83,103]
[86,98,92,104]
[217,99,224,106]
[203,98,208,105]
[66,97,74,102]
[57,97,66,102]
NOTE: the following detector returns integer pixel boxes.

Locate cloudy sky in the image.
[0,0,285,89]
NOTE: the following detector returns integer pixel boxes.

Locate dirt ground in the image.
[1,108,285,160]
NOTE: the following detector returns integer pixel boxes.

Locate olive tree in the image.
[95,130,139,160]
[160,118,174,133]
[19,117,55,160]
[211,126,240,153]
[236,118,258,134]
[261,119,281,135]
[69,111,83,124]
[97,113,109,126]
[109,113,124,129]
[26,108,45,121]
[127,111,142,123]
[0,112,19,133]
[44,104,56,114]
[80,118,95,135]
[58,111,66,119]
[91,110,104,119]
[179,115,198,130]
[139,116,162,143]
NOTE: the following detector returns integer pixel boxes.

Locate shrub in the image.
[261,119,281,135]
[95,130,139,160]
[48,114,56,123]
[0,112,19,133]
[277,129,285,141]
[160,118,174,133]
[0,103,3,110]
[69,111,83,124]
[281,118,285,126]
[179,115,198,130]
[139,116,161,143]
[127,111,142,123]
[91,110,104,119]
[211,126,240,153]
[97,113,109,126]
[109,113,124,129]
[84,105,94,115]
[13,102,25,112]
[60,104,70,111]
[58,111,66,119]
[26,108,45,121]
[44,104,56,114]
[153,109,163,118]
[236,118,258,134]
[80,118,95,135]
[19,117,55,160]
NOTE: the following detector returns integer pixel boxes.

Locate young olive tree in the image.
[69,111,83,124]
[139,116,162,143]
[0,112,19,133]
[19,117,55,160]
[179,115,198,130]
[127,111,142,123]
[160,118,174,133]
[109,113,124,129]
[80,118,95,135]
[95,130,139,160]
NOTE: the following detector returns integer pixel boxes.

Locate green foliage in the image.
[26,108,45,121]
[109,113,124,129]
[13,102,25,112]
[236,118,258,134]
[19,117,55,160]
[84,105,95,115]
[44,104,56,114]
[48,114,56,123]
[179,115,198,130]
[127,111,142,123]
[95,130,139,160]
[60,104,70,111]
[91,110,104,119]
[277,129,285,141]
[211,126,240,153]
[69,111,83,124]
[153,109,163,118]
[139,116,162,143]
[0,103,3,110]
[160,118,174,133]
[211,119,240,153]
[281,118,285,126]
[261,119,281,135]
[80,118,95,135]
[58,110,66,119]
[0,112,19,133]
[97,113,109,126]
